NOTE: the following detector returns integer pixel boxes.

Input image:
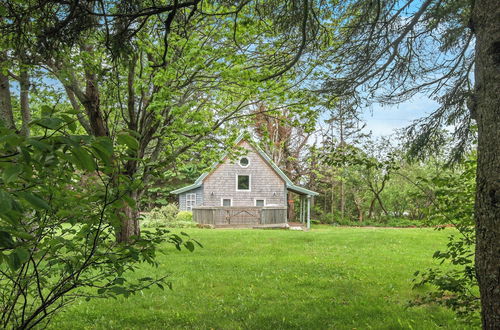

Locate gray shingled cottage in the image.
[171,136,318,228]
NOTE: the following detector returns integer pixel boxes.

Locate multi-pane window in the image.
[186,193,196,211]
[237,175,250,190]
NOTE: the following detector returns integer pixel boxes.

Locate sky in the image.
[360,95,439,137]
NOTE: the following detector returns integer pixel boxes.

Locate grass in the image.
[49,226,476,329]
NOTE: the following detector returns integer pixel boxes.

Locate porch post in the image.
[306,195,311,230]
[299,196,303,223]
[301,196,305,223]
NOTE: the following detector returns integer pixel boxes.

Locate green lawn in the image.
[49,226,476,329]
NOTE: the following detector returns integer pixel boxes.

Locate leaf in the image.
[41,105,53,117]
[0,231,15,248]
[18,192,50,210]
[14,247,30,263]
[3,165,22,184]
[35,117,64,130]
[92,137,113,157]
[7,252,21,270]
[0,227,33,240]
[7,247,30,270]
[71,146,96,171]
[28,138,51,151]
[117,133,139,151]
[184,241,195,252]
[110,286,129,295]
[0,190,13,212]
[92,137,114,165]
[65,117,77,132]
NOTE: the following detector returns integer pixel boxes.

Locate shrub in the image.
[0,128,187,328]
[176,211,193,222]
[385,218,420,227]
[141,206,196,228]
[317,212,341,224]
[141,204,178,228]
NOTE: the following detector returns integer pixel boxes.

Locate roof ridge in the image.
[171,134,318,196]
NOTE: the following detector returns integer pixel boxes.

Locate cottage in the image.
[171,136,318,228]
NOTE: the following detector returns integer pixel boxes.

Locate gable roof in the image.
[171,134,319,196]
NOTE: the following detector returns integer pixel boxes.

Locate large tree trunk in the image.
[83,69,108,137]
[472,0,500,328]
[116,191,141,243]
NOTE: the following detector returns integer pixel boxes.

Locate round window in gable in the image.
[239,157,250,167]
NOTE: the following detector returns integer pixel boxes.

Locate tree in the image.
[1,1,321,242]
[252,103,316,220]
[0,118,200,328]
[0,0,324,324]
[319,1,498,326]
[412,154,479,324]
[322,97,366,219]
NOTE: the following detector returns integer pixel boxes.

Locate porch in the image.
[288,185,317,230]
[192,206,287,228]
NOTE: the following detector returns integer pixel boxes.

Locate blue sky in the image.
[360,95,439,137]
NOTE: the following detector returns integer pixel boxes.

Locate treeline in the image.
[307,138,475,226]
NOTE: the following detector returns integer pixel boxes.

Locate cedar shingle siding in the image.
[179,186,204,210]
[177,141,286,211]
[202,141,286,207]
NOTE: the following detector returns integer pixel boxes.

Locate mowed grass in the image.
[49,226,476,329]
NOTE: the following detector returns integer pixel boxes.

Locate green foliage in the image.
[141,206,196,229]
[320,215,421,228]
[412,154,479,324]
[141,204,179,226]
[0,121,198,328]
[176,211,193,223]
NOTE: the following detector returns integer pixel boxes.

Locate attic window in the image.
[239,157,249,168]
[237,175,250,191]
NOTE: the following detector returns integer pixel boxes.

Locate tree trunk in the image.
[472,0,500,328]
[353,195,363,223]
[64,86,92,134]
[340,178,345,219]
[339,111,345,219]
[116,193,141,244]
[0,58,15,130]
[19,66,30,137]
[83,69,108,137]
[375,193,389,217]
[368,198,376,218]
[287,198,295,221]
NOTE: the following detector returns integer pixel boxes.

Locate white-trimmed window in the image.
[236,175,251,191]
[221,198,232,207]
[186,193,196,211]
[255,199,265,207]
[239,157,250,168]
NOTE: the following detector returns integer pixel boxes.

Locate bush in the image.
[316,212,341,224]
[141,206,197,228]
[176,211,193,222]
[385,218,420,227]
